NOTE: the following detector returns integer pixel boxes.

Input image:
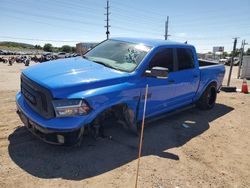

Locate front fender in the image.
[68,82,142,124]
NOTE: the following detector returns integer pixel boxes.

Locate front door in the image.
[142,47,178,118]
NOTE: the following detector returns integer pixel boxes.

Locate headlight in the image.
[52,99,91,117]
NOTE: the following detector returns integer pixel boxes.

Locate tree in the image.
[43,43,53,52]
[222,52,228,58]
[234,48,241,57]
[71,47,76,53]
[246,48,250,55]
[229,48,241,57]
[61,45,72,53]
[34,45,42,50]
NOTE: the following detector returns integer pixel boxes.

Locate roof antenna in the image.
[184,41,188,44]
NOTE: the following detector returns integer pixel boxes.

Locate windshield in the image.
[84,40,152,72]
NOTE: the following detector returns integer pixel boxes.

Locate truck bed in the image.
[198,59,220,67]
[195,60,225,100]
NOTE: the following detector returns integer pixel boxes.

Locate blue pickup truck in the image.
[16,38,225,145]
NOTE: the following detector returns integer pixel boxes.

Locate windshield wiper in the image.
[91,60,120,70]
[82,55,88,59]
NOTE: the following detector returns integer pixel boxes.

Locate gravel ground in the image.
[0,62,249,188]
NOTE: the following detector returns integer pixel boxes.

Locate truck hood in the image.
[22,57,132,96]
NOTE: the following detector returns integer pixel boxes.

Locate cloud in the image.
[175,32,187,37]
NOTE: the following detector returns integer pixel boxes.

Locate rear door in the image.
[170,48,200,108]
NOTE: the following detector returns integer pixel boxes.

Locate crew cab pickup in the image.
[16,38,225,145]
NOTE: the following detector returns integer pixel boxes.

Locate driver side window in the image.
[148,48,174,72]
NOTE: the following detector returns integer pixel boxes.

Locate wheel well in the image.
[109,103,129,121]
[197,81,217,101]
[209,81,217,88]
[205,81,217,98]
[92,103,129,124]
[197,81,218,110]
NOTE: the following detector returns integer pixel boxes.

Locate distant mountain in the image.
[0,41,35,49]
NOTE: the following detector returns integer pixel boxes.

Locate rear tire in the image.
[197,84,217,110]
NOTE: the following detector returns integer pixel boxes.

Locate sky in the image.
[0,0,250,53]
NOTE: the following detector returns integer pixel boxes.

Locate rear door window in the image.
[176,48,194,70]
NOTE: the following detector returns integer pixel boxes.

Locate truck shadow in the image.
[8,103,233,180]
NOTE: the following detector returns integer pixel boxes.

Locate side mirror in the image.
[145,67,169,79]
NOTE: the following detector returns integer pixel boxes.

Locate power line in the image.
[1,11,249,43]
[111,12,250,34]
[2,3,249,37]
[0,12,102,34]
[4,0,250,32]
[1,9,162,37]
[112,25,162,36]
[13,0,105,21]
[1,7,103,27]
[4,0,163,31]
[51,0,237,20]
[50,0,104,12]
[111,1,250,23]
[0,36,81,43]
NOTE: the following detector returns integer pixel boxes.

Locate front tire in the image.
[197,84,217,110]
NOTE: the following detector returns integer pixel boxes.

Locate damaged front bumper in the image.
[16,92,87,145]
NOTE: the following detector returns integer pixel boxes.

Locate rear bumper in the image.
[16,92,88,145]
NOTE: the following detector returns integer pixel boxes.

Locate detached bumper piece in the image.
[16,109,81,146]
[220,85,237,92]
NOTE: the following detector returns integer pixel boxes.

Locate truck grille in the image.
[21,74,55,119]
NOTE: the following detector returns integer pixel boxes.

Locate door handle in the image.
[168,80,175,84]
[193,74,198,78]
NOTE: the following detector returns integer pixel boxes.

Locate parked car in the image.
[233,57,240,66]
[16,38,225,145]
[219,58,228,64]
[40,52,55,62]
[0,56,8,63]
[57,52,66,59]
[223,57,240,66]
[0,50,8,55]
[72,53,80,57]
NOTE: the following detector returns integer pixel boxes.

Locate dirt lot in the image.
[0,62,249,188]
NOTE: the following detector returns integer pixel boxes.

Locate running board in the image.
[143,104,196,125]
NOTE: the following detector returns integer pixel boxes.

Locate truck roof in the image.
[112,37,194,48]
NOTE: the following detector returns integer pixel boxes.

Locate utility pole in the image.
[104,0,111,39]
[227,37,238,86]
[237,40,247,78]
[165,16,170,40]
